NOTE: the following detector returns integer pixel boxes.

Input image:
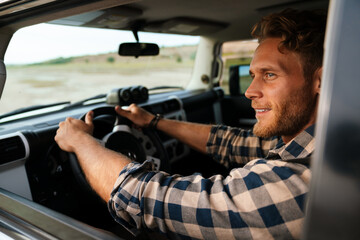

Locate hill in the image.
[23,45,197,67]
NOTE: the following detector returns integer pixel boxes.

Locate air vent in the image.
[0,135,27,165]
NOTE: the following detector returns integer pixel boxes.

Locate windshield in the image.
[1,23,199,115]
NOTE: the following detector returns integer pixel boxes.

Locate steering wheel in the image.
[68,106,170,193]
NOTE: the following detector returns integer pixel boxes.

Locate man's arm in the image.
[54,111,131,202]
[115,104,212,153]
[109,158,311,239]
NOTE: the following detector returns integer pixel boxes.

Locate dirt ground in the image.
[0,66,193,114]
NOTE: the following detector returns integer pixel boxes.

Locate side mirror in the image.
[229,64,251,96]
[118,43,159,58]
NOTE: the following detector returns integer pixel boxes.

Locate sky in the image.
[4,23,200,65]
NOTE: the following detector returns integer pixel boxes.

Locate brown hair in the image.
[251,8,327,82]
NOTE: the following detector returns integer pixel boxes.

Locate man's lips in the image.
[254,108,271,113]
[253,108,271,118]
[252,103,272,117]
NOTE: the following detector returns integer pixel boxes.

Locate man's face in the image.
[245,38,318,142]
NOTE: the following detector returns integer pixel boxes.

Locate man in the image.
[55,9,326,239]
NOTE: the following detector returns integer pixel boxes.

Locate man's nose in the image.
[245,77,263,100]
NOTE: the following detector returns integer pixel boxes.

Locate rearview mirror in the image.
[118,43,159,57]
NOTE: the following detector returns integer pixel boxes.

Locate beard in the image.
[253,84,317,138]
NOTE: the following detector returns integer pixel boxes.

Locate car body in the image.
[0,0,359,239]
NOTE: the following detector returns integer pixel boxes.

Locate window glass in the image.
[220,40,258,95]
[0,23,199,114]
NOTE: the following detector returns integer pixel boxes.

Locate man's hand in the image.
[55,111,94,153]
[115,104,154,128]
[54,110,131,202]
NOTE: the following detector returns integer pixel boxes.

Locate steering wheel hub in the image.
[103,130,146,162]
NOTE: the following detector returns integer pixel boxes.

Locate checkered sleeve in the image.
[206,125,279,167]
[108,158,311,239]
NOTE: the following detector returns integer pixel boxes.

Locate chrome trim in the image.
[0,131,30,165]
[0,132,32,200]
[0,188,123,240]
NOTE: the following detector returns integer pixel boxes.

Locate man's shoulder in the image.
[242,158,311,181]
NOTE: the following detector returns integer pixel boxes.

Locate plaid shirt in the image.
[108,125,315,239]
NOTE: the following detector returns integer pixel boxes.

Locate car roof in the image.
[0,0,329,41]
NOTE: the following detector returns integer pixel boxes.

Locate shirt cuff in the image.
[107,160,154,232]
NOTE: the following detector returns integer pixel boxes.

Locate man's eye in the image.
[264,73,276,80]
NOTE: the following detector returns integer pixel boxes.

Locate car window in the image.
[220,40,258,95]
[1,23,199,114]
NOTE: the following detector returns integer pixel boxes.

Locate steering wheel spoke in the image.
[111,124,132,134]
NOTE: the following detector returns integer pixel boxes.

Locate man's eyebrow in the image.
[252,62,290,75]
[250,65,278,73]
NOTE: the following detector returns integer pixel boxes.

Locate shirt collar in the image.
[267,125,315,160]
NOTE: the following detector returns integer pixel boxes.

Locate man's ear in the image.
[314,67,322,94]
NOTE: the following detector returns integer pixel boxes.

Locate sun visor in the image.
[49,6,143,29]
[144,17,228,35]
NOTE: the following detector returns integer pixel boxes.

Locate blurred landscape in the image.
[0,45,197,114]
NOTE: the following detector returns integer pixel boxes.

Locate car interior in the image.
[0,0,359,239]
